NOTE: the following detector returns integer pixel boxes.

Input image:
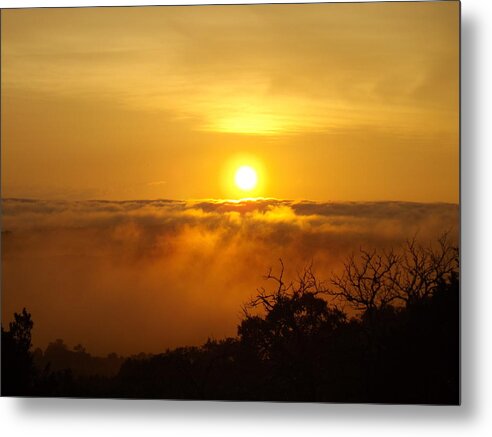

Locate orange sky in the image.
[1,2,459,202]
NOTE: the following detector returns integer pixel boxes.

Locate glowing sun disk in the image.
[235,166,258,191]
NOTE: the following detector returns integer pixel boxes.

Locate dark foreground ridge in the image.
[1,235,459,404]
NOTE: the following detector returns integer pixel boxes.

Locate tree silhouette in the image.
[235,234,459,402]
[1,308,35,395]
[329,233,458,312]
[239,260,346,359]
[237,260,356,401]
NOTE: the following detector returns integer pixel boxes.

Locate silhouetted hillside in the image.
[33,340,125,378]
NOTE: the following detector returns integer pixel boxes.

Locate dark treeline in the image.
[1,235,459,404]
[33,339,126,378]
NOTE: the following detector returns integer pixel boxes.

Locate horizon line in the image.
[1,196,460,205]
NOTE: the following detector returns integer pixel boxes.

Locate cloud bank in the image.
[2,198,458,355]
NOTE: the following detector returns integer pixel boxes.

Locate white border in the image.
[2,1,492,436]
[0,0,444,7]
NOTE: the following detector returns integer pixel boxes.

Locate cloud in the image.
[1,198,458,355]
[2,3,458,135]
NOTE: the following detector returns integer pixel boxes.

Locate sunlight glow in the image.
[216,113,286,135]
[234,166,258,191]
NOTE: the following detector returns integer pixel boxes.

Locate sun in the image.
[235,165,258,191]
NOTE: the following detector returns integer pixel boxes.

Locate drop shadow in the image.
[459,9,479,419]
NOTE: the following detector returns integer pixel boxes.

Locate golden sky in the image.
[1,2,459,202]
